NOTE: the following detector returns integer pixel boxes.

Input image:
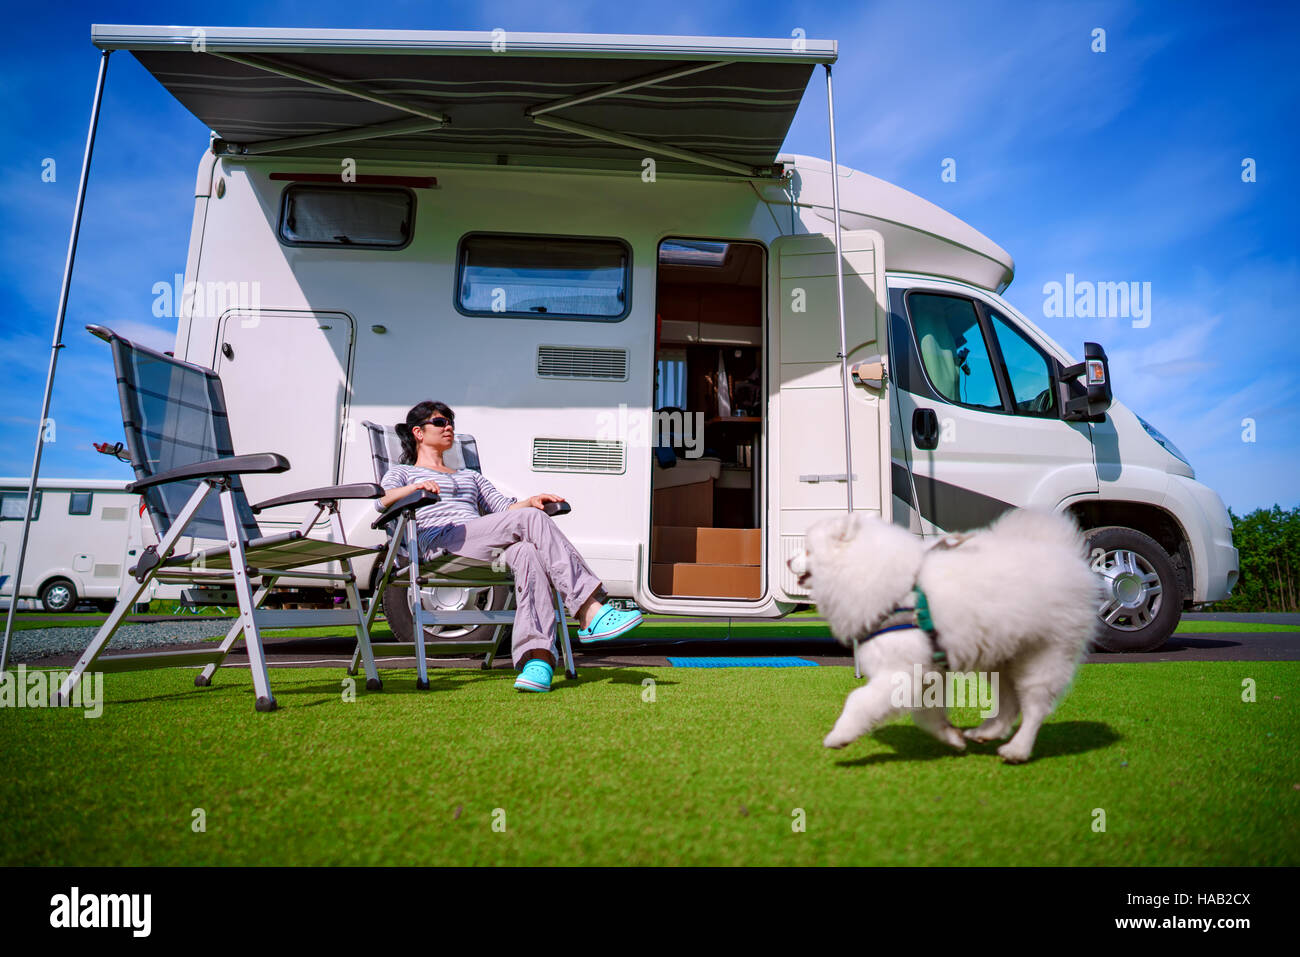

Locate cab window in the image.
[987,309,1056,416]
[906,293,1001,410]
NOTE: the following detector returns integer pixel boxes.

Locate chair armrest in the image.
[543,501,572,517]
[371,489,440,530]
[126,453,290,493]
[251,483,383,514]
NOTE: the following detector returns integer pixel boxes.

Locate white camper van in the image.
[0,478,157,612]
[91,26,1238,652]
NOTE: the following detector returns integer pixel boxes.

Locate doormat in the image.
[667,656,817,667]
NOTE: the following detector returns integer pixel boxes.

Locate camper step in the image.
[651,526,760,565]
[650,562,761,599]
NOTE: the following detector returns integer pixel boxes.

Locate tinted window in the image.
[458,235,629,320]
[988,310,1056,416]
[279,186,413,247]
[0,490,41,521]
[907,293,1001,410]
[69,491,93,515]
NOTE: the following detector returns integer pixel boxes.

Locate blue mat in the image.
[667,656,818,668]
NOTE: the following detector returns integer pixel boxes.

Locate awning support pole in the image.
[529,113,765,178]
[825,63,862,679]
[527,60,730,116]
[219,116,444,155]
[825,64,854,515]
[210,52,449,124]
[1,51,111,677]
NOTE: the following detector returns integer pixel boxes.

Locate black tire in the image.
[1085,526,1182,652]
[381,578,511,648]
[40,579,77,613]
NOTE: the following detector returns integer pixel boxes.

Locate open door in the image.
[769,230,891,601]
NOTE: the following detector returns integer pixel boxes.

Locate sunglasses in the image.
[420,417,454,429]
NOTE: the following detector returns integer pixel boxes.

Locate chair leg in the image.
[555,585,577,680]
[55,569,154,706]
[220,488,275,711]
[332,510,381,692]
[407,524,430,690]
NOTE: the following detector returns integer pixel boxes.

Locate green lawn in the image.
[1,661,1295,866]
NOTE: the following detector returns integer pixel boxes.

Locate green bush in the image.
[1213,506,1300,612]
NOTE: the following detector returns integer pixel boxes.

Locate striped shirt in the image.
[378,463,518,553]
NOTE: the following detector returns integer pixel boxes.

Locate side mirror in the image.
[1057,341,1112,422]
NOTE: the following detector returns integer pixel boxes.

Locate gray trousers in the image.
[423,508,603,668]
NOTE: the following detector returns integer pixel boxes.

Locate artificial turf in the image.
[1,661,1295,866]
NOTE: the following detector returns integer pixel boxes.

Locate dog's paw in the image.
[940,727,967,751]
[997,741,1032,764]
[964,726,1009,743]
[823,729,854,749]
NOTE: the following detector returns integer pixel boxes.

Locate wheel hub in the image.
[1094,548,1163,631]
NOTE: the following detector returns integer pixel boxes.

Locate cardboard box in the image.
[651,562,762,599]
[652,527,760,565]
[652,479,713,527]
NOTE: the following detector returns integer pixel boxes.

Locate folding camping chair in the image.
[55,325,388,712]
[349,420,578,688]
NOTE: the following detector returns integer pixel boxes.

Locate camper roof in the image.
[92,25,836,178]
[772,155,1017,292]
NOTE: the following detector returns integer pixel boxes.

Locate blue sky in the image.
[1,0,1296,512]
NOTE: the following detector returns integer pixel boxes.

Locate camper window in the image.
[456,234,630,321]
[278,185,413,248]
[0,490,42,521]
[68,491,93,515]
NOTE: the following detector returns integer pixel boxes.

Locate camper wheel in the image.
[380,581,511,648]
[1085,526,1182,653]
[40,578,78,613]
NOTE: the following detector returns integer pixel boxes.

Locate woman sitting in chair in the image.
[377,400,643,692]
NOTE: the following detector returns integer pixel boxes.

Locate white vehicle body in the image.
[0,479,179,611]
[172,153,1237,619]
[84,25,1236,649]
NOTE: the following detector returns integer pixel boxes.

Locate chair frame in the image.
[349,422,577,687]
[55,325,390,711]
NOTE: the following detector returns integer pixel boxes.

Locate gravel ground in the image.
[7,620,233,662]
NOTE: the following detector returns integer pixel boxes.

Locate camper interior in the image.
[650,239,764,600]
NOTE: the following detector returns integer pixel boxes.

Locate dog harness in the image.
[857,532,974,669]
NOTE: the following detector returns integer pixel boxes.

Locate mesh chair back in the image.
[95,326,261,543]
[361,420,481,482]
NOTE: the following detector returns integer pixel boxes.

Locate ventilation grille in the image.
[93,563,121,579]
[100,507,128,522]
[537,346,628,381]
[780,536,809,596]
[531,438,625,474]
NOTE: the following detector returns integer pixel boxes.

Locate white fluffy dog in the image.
[789,508,1100,763]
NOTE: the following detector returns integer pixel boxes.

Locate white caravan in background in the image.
[0,478,178,612]
[89,25,1238,651]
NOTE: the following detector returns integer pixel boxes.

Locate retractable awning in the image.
[92,25,837,177]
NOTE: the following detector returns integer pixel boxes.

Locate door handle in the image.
[912,408,940,450]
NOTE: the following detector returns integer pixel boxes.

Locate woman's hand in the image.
[379,480,441,508]
[514,492,565,511]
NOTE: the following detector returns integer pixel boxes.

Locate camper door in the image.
[769,230,891,601]
[213,309,354,527]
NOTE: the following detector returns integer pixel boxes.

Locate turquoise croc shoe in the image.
[514,659,553,693]
[577,603,643,643]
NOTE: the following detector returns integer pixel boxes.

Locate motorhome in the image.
[0,478,175,612]
[80,25,1237,652]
